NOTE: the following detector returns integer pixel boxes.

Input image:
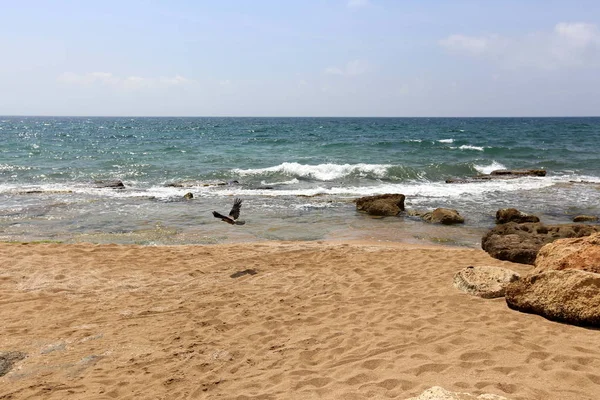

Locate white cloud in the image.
[347,0,370,9]
[439,22,600,69]
[57,72,194,89]
[325,59,369,77]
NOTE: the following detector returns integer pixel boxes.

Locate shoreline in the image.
[2,240,600,399]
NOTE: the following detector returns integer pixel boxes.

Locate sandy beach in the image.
[1,240,599,399]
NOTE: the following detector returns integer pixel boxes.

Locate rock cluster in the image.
[504,233,600,327]
[481,222,600,265]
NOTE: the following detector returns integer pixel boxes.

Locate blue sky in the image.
[1,0,600,116]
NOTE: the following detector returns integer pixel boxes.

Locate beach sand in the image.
[1,241,599,400]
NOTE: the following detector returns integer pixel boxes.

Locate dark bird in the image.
[212,198,245,225]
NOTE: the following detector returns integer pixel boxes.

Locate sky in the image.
[1,0,600,117]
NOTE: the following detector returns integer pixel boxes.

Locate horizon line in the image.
[2,114,600,119]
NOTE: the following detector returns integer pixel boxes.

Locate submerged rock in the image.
[421,208,464,225]
[355,194,405,216]
[446,169,546,184]
[490,169,546,177]
[453,266,520,298]
[573,215,598,222]
[94,180,125,189]
[495,208,540,224]
[505,269,600,327]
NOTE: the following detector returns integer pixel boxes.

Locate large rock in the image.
[405,386,510,400]
[355,194,405,216]
[453,266,520,298]
[421,208,464,225]
[505,269,600,327]
[573,215,598,222]
[481,222,600,265]
[495,208,539,224]
[533,232,600,274]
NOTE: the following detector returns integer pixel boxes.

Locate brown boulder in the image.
[505,269,600,327]
[355,194,405,216]
[533,232,600,274]
[421,208,464,225]
[573,215,598,222]
[482,222,600,265]
[453,266,520,298]
[495,208,539,224]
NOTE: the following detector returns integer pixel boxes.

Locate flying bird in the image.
[213,198,245,225]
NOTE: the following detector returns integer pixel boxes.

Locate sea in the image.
[1,116,599,247]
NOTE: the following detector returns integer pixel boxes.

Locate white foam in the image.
[474,161,507,175]
[438,138,454,143]
[260,178,299,186]
[458,145,485,151]
[233,162,391,181]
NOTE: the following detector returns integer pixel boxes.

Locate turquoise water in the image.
[1,116,599,246]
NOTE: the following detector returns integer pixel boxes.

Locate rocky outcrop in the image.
[421,208,464,225]
[495,208,539,224]
[0,351,27,377]
[533,232,600,274]
[166,180,239,188]
[446,169,546,184]
[355,194,405,216]
[573,215,598,222]
[481,222,600,265]
[505,269,600,327]
[453,266,520,298]
[490,169,546,177]
[405,386,510,400]
[94,180,125,189]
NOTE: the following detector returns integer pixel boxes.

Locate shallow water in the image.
[1,116,599,246]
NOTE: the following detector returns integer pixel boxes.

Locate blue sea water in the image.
[1,116,599,246]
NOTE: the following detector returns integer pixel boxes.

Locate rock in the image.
[355,194,405,216]
[183,192,193,200]
[573,215,598,222]
[481,222,600,265]
[0,351,27,377]
[446,169,546,184]
[533,232,600,274]
[94,180,125,189]
[453,266,520,298]
[404,386,510,400]
[421,208,464,225]
[490,169,546,177]
[505,269,600,327]
[495,208,539,224]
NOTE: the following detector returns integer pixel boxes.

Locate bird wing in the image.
[212,211,231,221]
[229,198,242,220]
